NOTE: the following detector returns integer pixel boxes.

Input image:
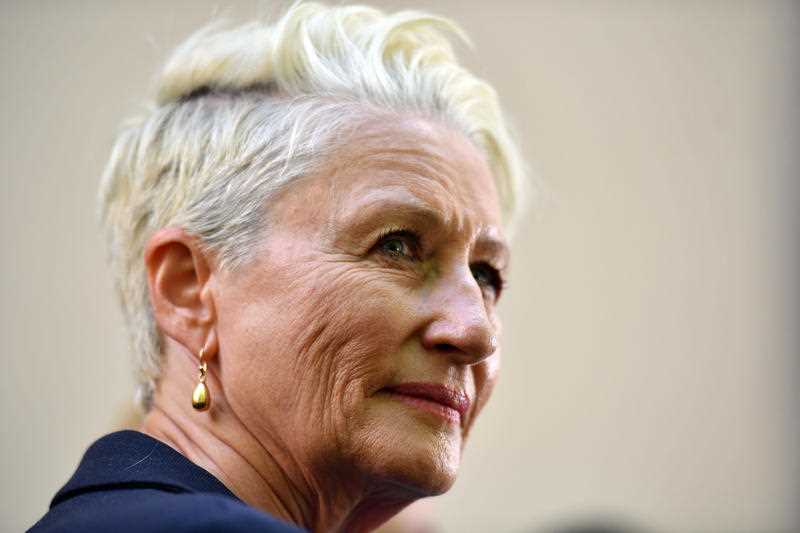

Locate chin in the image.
[350,400,464,496]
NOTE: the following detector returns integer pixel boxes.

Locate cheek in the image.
[216,259,416,455]
[471,313,501,418]
[465,352,500,437]
[289,273,402,421]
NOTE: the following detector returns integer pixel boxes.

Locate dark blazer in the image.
[28,430,306,532]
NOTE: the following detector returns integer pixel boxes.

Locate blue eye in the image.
[376,229,421,260]
[373,230,505,301]
[470,262,505,299]
[382,238,408,256]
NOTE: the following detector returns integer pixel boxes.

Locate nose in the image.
[420,268,498,366]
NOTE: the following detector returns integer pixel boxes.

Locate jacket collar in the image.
[52,430,239,507]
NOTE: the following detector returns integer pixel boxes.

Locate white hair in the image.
[99,1,527,411]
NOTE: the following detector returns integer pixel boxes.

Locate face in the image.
[212,116,508,496]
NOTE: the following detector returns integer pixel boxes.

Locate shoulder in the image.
[30,489,304,533]
[29,430,306,532]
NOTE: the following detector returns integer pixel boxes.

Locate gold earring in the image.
[192,347,210,412]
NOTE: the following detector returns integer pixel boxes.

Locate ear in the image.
[144,227,219,362]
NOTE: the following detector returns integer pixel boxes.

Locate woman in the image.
[30,2,525,532]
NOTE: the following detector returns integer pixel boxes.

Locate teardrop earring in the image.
[191,347,210,412]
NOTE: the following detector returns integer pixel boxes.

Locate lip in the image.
[382,382,471,424]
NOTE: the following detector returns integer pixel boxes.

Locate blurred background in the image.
[1,1,798,532]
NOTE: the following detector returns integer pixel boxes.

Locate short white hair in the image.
[99,1,527,410]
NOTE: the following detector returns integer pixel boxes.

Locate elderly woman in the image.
[31,2,524,532]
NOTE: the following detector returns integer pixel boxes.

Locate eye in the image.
[470,262,505,300]
[375,229,422,261]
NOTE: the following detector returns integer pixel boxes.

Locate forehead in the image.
[265,116,506,254]
[326,117,504,232]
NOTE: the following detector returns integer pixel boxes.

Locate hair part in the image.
[99,1,527,410]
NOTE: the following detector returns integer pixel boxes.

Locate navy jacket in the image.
[29,430,306,532]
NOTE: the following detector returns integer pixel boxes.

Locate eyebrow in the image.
[472,230,511,269]
[335,190,510,266]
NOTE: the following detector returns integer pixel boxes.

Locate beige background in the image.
[1,1,798,532]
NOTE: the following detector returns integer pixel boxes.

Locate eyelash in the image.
[373,228,506,298]
[375,227,423,260]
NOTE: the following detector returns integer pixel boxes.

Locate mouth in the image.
[381,382,471,425]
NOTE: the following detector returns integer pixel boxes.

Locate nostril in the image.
[421,303,496,364]
[435,343,457,353]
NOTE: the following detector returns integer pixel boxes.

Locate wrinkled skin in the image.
[142,115,509,532]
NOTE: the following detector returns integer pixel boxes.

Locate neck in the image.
[139,351,414,532]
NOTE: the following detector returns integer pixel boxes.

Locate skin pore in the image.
[140,115,509,533]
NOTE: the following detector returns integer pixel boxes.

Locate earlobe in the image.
[200,326,219,362]
[144,227,218,359]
